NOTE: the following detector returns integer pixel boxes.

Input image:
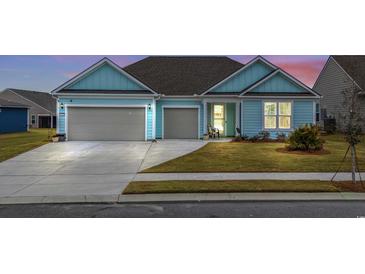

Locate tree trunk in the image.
[351,145,357,184]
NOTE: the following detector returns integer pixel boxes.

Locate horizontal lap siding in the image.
[312,57,365,130]
[156,100,203,138]
[57,98,154,140]
[293,100,314,128]
[241,99,316,137]
[242,100,262,137]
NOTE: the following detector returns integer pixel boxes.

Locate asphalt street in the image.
[1,201,365,217]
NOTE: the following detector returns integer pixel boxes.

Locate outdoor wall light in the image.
[148,104,151,110]
[60,103,64,110]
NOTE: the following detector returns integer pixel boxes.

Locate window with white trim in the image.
[31,115,36,125]
[264,102,292,129]
[264,102,277,129]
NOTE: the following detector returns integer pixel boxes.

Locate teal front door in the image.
[225,103,236,136]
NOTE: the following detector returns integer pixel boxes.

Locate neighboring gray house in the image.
[0,88,56,128]
[313,55,365,130]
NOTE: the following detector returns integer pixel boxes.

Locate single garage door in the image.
[67,107,145,141]
[164,108,199,139]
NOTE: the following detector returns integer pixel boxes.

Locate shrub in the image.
[242,134,249,141]
[231,134,250,142]
[277,132,287,142]
[257,130,271,141]
[287,124,324,151]
[249,135,260,142]
[232,136,243,142]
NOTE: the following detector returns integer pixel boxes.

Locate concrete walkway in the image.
[139,140,206,171]
[134,172,365,181]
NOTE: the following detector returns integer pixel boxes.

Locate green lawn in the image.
[143,135,365,172]
[0,129,55,162]
[123,180,365,194]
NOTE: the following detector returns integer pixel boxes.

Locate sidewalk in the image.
[134,172,365,181]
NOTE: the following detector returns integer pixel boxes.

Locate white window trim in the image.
[262,100,293,131]
[31,114,36,124]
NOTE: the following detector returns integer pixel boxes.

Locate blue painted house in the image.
[0,98,29,134]
[52,56,321,141]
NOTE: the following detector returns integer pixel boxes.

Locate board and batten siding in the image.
[57,98,154,140]
[313,57,365,130]
[155,100,203,138]
[66,63,145,90]
[251,73,307,93]
[242,99,315,137]
[211,60,274,93]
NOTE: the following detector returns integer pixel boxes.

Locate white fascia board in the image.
[200,56,278,96]
[241,95,319,99]
[240,69,321,98]
[51,57,158,95]
[54,93,157,98]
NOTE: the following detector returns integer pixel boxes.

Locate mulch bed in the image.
[231,139,286,143]
[276,147,331,155]
[333,181,365,192]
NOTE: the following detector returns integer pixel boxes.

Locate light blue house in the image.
[52,56,321,141]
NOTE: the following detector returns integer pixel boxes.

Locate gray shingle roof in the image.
[0,98,29,108]
[123,56,244,95]
[332,55,365,90]
[5,88,56,113]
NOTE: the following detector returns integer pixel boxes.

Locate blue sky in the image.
[0,55,328,92]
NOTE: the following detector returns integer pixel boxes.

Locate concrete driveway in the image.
[0,140,205,203]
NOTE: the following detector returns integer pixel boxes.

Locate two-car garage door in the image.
[67,107,145,141]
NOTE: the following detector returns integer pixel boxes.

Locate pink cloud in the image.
[63,71,78,78]
[267,58,327,87]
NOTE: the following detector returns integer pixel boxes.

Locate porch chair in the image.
[208,124,220,139]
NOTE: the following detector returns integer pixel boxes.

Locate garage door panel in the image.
[68,107,145,141]
[164,108,198,139]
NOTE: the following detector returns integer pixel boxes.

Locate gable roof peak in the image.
[52,57,157,95]
[330,55,365,90]
[240,67,320,97]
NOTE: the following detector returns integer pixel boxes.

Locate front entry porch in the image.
[203,100,240,137]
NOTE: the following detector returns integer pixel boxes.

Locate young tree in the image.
[340,78,363,183]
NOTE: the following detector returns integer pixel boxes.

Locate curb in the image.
[1,192,365,205]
